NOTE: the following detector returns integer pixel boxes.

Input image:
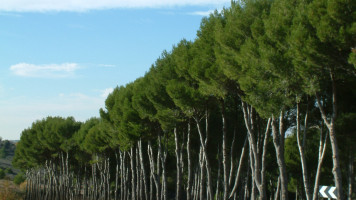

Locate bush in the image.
[13,173,26,185]
[0,169,5,179]
[4,168,13,174]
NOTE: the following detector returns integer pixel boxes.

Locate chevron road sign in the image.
[319,186,337,199]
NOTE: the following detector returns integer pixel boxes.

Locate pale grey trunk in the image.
[229,137,248,198]
[159,136,167,200]
[315,71,343,199]
[260,118,271,200]
[147,141,160,200]
[139,139,148,200]
[271,112,288,200]
[174,127,182,200]
[274,176,280,200]
[129,147,136,200]
[221,100,229,200]
[136,147,141,199]
[186,121,192,200]
[199,146,205,200]
[228,130,236,187]
[241,101,270,200]
[347,150,354,200]
[312,124,328,200]
[216,145,221,200]
[194,113,213,200]
[115,151,119,200]
[296,103,311,200]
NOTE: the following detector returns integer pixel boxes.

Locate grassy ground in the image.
[0,179,25,200]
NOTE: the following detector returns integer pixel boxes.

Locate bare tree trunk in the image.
[296,103,312,200]
[229,137,248,198]
[221,100,229,200]
[139,139,148,200]
[315,71,343,199]
[216,145,221,200]
[244,158,250,200]
[260,119,271,200]
[129,147,136,200]
[241,101,270,200]
[136,146,141,200]
[174,127,182,200]
[186,121,192,200]
[312,126,328,200]
[160,135,167,200]
[274,176,280,200]
[115,151,119,200]
[194,112,213,200]
[271,112,288,200]
[228,130,236,188]
[148,141,160,200]
[347,149,354,200]
[199,146,205,200]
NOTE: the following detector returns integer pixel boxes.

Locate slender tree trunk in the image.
[216,145,221,200]
[160,135,167,200]
[315,71,343,199]
[148,141,160,200]
[296,103,312,200]
[194,113,213,200]
[271,112,288,200]
[228,130,236,188]
[260,119,271,200]
[229,137,248,198]
[347,149,354,200]
[129,147,136,200]
[115,151,119,200]
[244,157,250,200]
[221,100,229,200]
[136,147,141,200]
[139,139,148,200]
[174,127,182,200]
[312,125,328,200]
[274,176,280,200]
[187,121,192,200]
[199,146,205,200]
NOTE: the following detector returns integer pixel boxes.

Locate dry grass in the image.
[0,179,25,200]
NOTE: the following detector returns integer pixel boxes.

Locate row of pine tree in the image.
[13,0,355,199]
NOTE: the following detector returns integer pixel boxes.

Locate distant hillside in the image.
[0,139,20,179]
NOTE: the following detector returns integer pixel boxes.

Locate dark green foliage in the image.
[13,172,26,185]
[0,168,5,179]
[0,146,5,159]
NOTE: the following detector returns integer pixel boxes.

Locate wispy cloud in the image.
[0,0,230,12]
[100,88,114,98]
[189,10,215,16]
[10,63,81,78]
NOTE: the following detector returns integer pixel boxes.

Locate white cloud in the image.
[0,0,230,12]
[101,88,114,98]
[10,63,80,78]
[189,10,215,16]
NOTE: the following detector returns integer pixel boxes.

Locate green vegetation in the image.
[0,169,5,179]
[13,173,25,185]
[12,0,356,200]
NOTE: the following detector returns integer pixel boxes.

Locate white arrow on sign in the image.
[319,186,337,199]
[328,187,337,199]
[319,186,328,198]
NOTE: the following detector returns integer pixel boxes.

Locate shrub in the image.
[0,169,5,179]
[13,173,26,185]
[4,168,13,174]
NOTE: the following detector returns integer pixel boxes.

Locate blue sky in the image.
[0,0,230,140]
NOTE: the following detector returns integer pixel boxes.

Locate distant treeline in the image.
[13,0,356,200]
